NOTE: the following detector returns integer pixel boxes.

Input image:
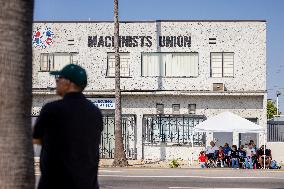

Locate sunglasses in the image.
[55,75,67,83]
[55,75,64,79]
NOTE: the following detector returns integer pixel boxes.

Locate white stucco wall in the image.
[267,142,284,163]
[32,94,266,160]
[32,21,266,92]
[31,20,267,160]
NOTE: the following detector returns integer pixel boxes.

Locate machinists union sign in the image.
[90,98,115,109]
[88,35,191,48]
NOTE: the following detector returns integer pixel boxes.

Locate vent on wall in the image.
[156,103,164,114]
[213,83,225,91]
[188,104,196,114]
[172,104,180,114]
[209,38,216,44]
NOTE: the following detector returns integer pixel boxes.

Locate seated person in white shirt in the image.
[246,144,256,169]
[206,141,219,160]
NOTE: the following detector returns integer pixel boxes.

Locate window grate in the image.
[142,114,205,146]
[106,53,130,77]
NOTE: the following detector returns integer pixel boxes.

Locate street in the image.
[98,168,284,189]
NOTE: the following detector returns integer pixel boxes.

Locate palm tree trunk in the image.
[112,0,128,167]
[0,0,35,188]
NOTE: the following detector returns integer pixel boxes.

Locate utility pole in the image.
[276,91,281,116]
[112,0,128,167]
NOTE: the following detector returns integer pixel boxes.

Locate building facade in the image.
[267,116,284,162]
[32,20,267,160]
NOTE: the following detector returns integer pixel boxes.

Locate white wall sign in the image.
[90,98,115,109]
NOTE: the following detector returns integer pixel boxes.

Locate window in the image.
[40,53,78,71]
[188,104,196,114]
[107,53,130,77]
[40,54,51,71]
[142,52,198,77]
[172,104,180,114]
[143,115,205,146]
[156,103,164,114]
[211,52,234,77]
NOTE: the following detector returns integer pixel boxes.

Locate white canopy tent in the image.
[194,111,265,133]
[192,111,267,168]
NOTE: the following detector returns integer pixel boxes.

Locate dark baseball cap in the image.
[50,64,87,88]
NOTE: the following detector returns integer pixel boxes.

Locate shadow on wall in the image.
[160,144,166,160]
[121,95,264,110]
[156,21,164,91]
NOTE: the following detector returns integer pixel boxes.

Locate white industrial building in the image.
[32,20,268,161]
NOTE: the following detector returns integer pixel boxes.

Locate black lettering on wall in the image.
[132,36,139,47]
[88,36,97,47]
[177,36,183,47]
[184,36,191,47]
[88,35,191,48]
[111,36,115,47]
[121,36,128,47]
[118,36,122,47]
[127,36,133,47]
[140,36,145,47]
[105,36,112,47]
[173,36,177,47]
[97,36,105,47]
[145,36,152,47]
[159,36,165,47]
[165,36,174,47]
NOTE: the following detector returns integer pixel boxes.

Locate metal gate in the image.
[100,114,137,159]
[142,114,206,146]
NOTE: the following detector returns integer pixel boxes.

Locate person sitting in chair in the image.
[231,145,239,169]
[238,145,247,169]
[205,141,219,161]
[223,143,232,167]
[205,141,219,168]
[257,145,272,169]
[216,146,225,167]
[246,143,256,169]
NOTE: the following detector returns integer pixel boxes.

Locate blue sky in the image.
[34,0,284,112]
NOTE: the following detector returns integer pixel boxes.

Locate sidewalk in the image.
[100,159,284,169]
[99,159,200,168]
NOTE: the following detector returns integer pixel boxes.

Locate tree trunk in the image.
[112,0,128,167]
[0,0,35,188]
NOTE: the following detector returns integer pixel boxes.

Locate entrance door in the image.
[99,115,137,159]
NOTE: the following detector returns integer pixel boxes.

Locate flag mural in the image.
[32,27,54,49]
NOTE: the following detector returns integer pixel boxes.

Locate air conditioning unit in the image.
[213,83,225,91]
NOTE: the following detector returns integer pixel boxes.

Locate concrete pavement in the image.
[98,168,284,189]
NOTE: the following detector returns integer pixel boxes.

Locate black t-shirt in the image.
[257,148,271,157]
[238,149,246,158]
[230,150,239,158]
[33,92,103,189]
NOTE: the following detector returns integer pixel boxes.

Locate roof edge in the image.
[33,19,266,24]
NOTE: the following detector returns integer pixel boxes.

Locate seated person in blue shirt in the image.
[222,143,231,167]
